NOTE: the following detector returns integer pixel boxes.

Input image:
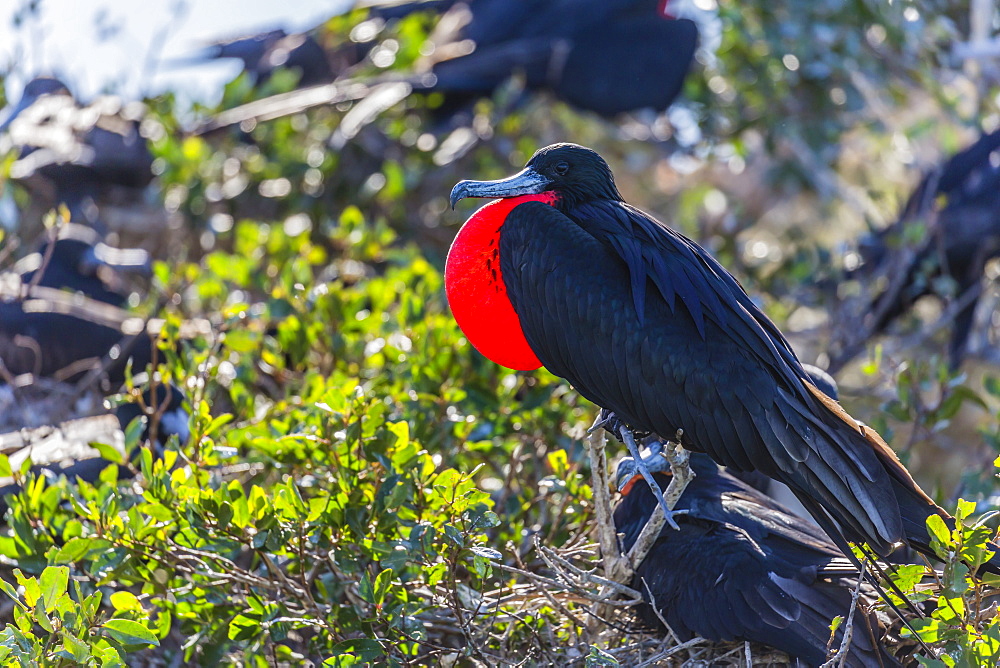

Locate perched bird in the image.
[0,76,153,230]
[835,128,1000,371]
[614,450,903,667]
[196,0,699,134]
[191,29,335,88]
[0,294,157,385]
[6,224,150,307]
[0,383,188,515]
[447,143,1000,571]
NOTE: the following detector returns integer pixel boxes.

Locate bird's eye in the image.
[554,162,570,176]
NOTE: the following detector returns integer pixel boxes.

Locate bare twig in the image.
[821,562,865,668]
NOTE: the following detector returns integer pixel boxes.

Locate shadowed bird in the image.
[0,76,153,230]
[447,142,1000,572]
[188,29,335,88]
[0,293,157,386]
[0,383,188,516]
[6,224,150,307]
[196,0,699,135]
[613,450,904,667]
[834,128,1000,371]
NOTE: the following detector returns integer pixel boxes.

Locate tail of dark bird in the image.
[805,382,1000,575]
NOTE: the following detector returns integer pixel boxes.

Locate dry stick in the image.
[585,425,693,633]
[820,562,865,668]
[626,434,692,570]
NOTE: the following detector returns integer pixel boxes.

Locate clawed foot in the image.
[592,409,686,529]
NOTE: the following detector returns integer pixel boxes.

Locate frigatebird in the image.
[0,77,153,230]
[195,0,699,134]
[0,383,188,516]
[447,143,1000,571]
[834,128,1000,370]
[8,224,151,307]
[191,29,335,88]
[0,295,157,385]
[613,450,903,667]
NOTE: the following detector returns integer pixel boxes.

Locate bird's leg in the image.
[593,408,685,530]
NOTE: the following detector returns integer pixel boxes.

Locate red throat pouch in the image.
[445,193,557,370]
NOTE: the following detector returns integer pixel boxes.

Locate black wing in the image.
[614,474,898,668]
[500,200,915,554]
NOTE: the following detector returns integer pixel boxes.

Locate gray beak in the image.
[450,167,551,209]
[614,439,670,491]
[0,94,34,133]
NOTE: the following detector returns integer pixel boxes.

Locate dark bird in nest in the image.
[6,224,150,308]
[447,142,1000,573]
[0,76,154,231]
[186,29,335,88]
[195,0,699,135]
[0,383,188,516]
[614,450,905,667]
[832,128,1000,372]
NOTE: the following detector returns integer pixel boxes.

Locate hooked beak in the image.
[450,167,551,209]
[614,439,670,491]
[0,94,35,133]
[80,244,152,277]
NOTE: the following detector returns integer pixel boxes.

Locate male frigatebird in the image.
[196,0,699,134]
[614,450,903,667]
[9,224,151,308]
[447,143,1000,571]
[0,77,153,230]
[834,128,1000,371]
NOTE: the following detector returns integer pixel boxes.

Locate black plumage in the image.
[0,77,153,228]
[839,128,1000,370]
[195,29,335,87]
[614,453,902,667]
[448,143,999,570]
[0,226,155,385]
[10,224,150,307]
[196,0,698,134]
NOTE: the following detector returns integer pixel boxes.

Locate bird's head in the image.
[450,143,623,211]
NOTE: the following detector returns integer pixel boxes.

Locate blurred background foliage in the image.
[1,0,1000,664]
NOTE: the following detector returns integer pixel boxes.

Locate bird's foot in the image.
[593,409,684,528]
[611,426,693,534]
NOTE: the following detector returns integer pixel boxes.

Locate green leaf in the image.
[954,499,976,522]
[585,646,620,667]
[0,454,12,479]
[101,619,159,647]
[330,639,384,662]
[14,569,40,608]
[228,613,261,641]
[39,566,69,612]
[61,633,90,662]
[110,591,143,613]
[926,514,951,550]
[372,568,394,607]
[91,441,126,466]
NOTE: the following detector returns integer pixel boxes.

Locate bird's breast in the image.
[445,194,557,370]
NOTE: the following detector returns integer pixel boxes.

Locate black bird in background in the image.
[0,383,188,516]
[7,224,151,307]
[614,451,903,667]
[0,76,154,232]
[447,143,1000,571]
[191,29,335,88]
[0,226,156,385]
[196,0,699,134]
[832,128,1000,372]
